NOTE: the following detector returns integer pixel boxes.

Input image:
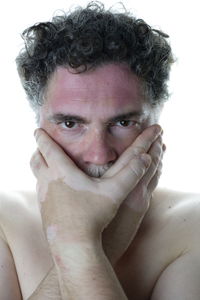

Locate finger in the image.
[34,128,90,186]
[30,148,48,178]
[103,124,162,178]
[104,153,152,205]
[34,128,69,168]
[35,128,79,171]
[131,124,163,155]
[141,135,163,185]
[148,159,163,192]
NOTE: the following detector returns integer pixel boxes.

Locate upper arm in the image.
[0,224,22,300]
[151,251,200,300]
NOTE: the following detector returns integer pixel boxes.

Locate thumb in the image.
[106,154,151,205]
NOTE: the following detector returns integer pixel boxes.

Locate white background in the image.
[0,0,199,193]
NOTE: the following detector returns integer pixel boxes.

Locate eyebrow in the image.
[48,111,144,124]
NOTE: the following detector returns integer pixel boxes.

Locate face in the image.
[39,63,161,177]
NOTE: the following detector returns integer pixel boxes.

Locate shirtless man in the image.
[1,2,200,299]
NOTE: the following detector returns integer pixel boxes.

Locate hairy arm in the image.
[28,243,128,300]
[27,265,62,300]
[28,125,162,299]
[53,241,128,300]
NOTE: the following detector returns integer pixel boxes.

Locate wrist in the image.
[51,237,103,270]
[51,240,128,300]
[52,240,108,296]
[45,221,102,249]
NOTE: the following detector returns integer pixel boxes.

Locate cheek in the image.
[110,130,141,157]
[114,120,151,153]
[39,117,74,154]
[41,124,82,163]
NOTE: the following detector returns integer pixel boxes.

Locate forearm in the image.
[27,265,62,300]
[102,207,144,267]
[53,240,128,300]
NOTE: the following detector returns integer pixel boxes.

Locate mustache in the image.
[84,162,114,178]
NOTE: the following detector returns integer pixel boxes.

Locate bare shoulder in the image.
[0,191,53,299]
[145,191,200,299]
[151,187,200,226]
[119,188,200,299]
[0,189,37,214]
[142,187,200,252]
[0,190,38,300]
[0,189,38,237]
[153,186,200,208]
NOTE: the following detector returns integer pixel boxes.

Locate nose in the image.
[82,130,118,166]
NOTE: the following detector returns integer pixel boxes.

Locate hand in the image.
[31,128,155,249]
[101,126,165,265]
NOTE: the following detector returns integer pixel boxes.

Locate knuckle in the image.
[30,151,37,168]
[34,128,45,142]
[150,159,163,179]
[153,125,162,136]
[151,152,160,167]
[133,145,146,155]
[30,150,43,172]
[155,136,162,148]
[35,129,42,143]
[38,138,51,159]
[43,142,52,158]
[35,133,49,155]
[151,141,162,162]
[140,185,148,198]
[130,160,146,178]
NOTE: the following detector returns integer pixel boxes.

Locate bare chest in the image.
[3,191,177,300]
[7,217,163,300]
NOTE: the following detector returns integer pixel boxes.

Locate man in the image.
[0,2,200,299]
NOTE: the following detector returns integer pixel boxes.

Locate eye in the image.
[115,120,137,127]
[60,121,79,129]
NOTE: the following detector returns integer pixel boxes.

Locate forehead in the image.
[44,63,147,115]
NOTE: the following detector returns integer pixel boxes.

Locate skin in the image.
[1,62,200,299]
[30,63,164,298]
[39,63,161,174]
[37,63,164,267]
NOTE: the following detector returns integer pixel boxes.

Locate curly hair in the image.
[16,1,174,114]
